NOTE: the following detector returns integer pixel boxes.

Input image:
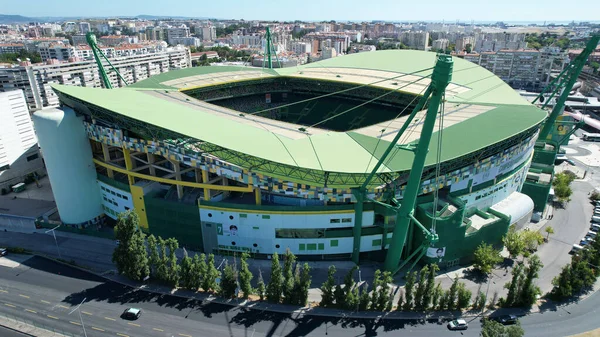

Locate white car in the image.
[447,319,468,330]
[0,248,6,256]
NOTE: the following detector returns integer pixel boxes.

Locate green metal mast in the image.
[265,27,273,69]
[86,32,130,89]
[350,54,453,274]
[537,34,600,141]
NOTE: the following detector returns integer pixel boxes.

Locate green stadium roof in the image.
[52,50,547,175]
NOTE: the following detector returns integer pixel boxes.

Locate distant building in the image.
[290,41,312,55]
[432,38,449,51]
[190,51,219,63]
[170,37,201,47]
[321,47,337,59]
[72,34,88,46]
[201,26,216,41]
[0,43,25,54]
[145,27,165,41]
[0,90,45,193]
[398,31,429,50]
[167,26,191,45]
[99,35,137,46]
[37,42,77,62]
[63,22,77,33]
[79,22,91,34]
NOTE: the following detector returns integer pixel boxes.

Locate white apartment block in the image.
[0,90,45,192]
[291,41,312,55]
[201,26,216,41]
[100,35,138,46]
[79,22,91,34]
[0,48,191,111]
[170,37,201,47]
[0,43,25,54]
[398,31,429,50]
[432,38,449,51]
[37,42,77,62]
[231,34,263,48]
[167,26,191,45]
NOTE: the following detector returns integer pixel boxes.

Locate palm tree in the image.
[545,226,555,242]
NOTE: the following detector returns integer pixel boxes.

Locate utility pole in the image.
[45,225,61,258]
[69,297,88,337]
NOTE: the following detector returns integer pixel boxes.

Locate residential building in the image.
[321,47,337,59]
[72,34,88,46]
[170,37,201,47]
[201,26,216,41]
[63,22,77,33]
[432,38,449,51]
[398,31,429,50]
[145,27,165,41]
[290,41,312,55]
[37,42,77,62]
[99,35,138,46]
[167,26,190,45]
[79,22,91,34]
[0,43,25,54]
[0,90,45,193]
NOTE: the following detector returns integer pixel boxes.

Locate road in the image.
[0,326,29,337]
[2,255,600,337]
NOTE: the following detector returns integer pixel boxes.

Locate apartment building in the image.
[0,48,191,111]
[37,42,77,61]
[0,43,25,54]
[398,31,429,50]
[167,26,191,45]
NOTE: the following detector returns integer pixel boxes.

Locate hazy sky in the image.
[4,0,600,22]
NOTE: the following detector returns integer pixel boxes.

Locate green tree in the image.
[447,276,459,310]
[456,282,472,310]
[503,225,526,259]
[165,238,180,287]
[522,230,544,255]
[465,43,473,53]
[180,249,193,289]
[473,243,503,274]
[334,284,345,308]
[256,270,266,301]
[370,270,382,310]
[438,289,449,311]
[403,271,416,311]
[155,237,168,283]
[190,254,202,290]
[112,211,149,282]
[482,319,525,337]
[519,255,543,307]
[202,254,220,293]
[504,263,523,307]
[431,283,442,310]
[219,262,238,299]
[591,62,600,74]
[239,252,253,299]
[266,252,283,303]
[422,264,439,311]
[414,265,428,310]
[551,264,573,300]
[320,266,336,308]
[196,253,207,290]
[282,249,296,304]
[147,234,160,277]
[396,290,404,311]
[342,266,358,310]
[376,271,393,311]
[476,291,487,310]
[544,226,555,241]
[358,284,371,311]
[296,263,312,306]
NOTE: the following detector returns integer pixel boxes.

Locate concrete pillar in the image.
[147,153,156,176]
[195,168,202,183]
[122,147,134,185]
[170,159,183,200]
[202,170,210,201]
[255,187,262,205]
[101,143,113,178]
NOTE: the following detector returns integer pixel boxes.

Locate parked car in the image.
[0,248,6,256]
[490,314,518,325]
[571,244,584,254]
[121,308,141,320]
[447,319,468,330]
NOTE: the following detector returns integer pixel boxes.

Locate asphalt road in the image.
[2,256,600,337]
[0,326,29,337]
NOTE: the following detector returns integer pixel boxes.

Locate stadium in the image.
[34,50,549,269]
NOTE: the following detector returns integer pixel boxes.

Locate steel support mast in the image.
[351,54,453,274]
[537,34,600,141]
[86,32,129,89]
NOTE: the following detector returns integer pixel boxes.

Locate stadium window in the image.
[372,239,382,247]
[299,244,306,251]
[117,193,122,198]
[307,243,317,251]
[330,219,341,223]
[240,214,248,218]
[101,186,106,191]
[341,218,352,223]
[330,240,339,247]
[318,243,325,250]
[26,153,39,161]
[262,215,271,219]
[103,196,108,201]
[111,191,116,195]
[123,196,128,200]
[124,207,130,211]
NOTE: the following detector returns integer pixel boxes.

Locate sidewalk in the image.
[0,313,70,337]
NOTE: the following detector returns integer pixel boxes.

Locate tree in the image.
[256,270,266,301]
[476,291,487,310]
[431,283,442,310]
[320,266,336,308]
[544,226,555,241]
[112,211,149,282]
[465,43,473,53]
[522,230,544,254]
[202,254,220,293]
[504,263,523,307]
[165,238,180,287]
[190,254,203,290]
[473,243,502,274]
[343,266,358,310]
[375,271,393,311]
[296,263,312,306]
[334,284,345,308]
[456,282,472,310]
[370,270,382,310]
[358,284,371,311]
[147,234,160,277]
[180,249,193,289]
[282,249,296,304]
[239,252,253,299]
[396,290,404,311]
[422,264,439,311]
[518,255,543,307]
[266,252,283,303]
[503,225,525,259]
[196,253,207,290]
[155,237,168,283]
[403,271,416,311]
[447,276,459,310]
[413,265,428,310]
[482,319,524,337]
[553,172,574,204]
[591,62,600,75]
[219,261,238,299]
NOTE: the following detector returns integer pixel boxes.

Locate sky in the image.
[4,0,600,22]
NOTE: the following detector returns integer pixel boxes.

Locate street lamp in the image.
[68,297,88,337]
[45,225,61,258]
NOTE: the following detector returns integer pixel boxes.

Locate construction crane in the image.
[351,54,453,274]
[86,32,129,89]
[534,34,600,145]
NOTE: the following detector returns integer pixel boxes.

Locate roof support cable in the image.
[431,92,446,235]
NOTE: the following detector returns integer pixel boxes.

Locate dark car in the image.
[121,308,141,320]
[490,314,518,325]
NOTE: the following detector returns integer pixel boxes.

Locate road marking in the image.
[0,290,7,293]
[47,315,59,320]
[117,333,129,337]
[18,294,30,299]
[92,327,105,332]
[152,328,164,332]
[4,303,16,308]
[81,311,93,316]
[40,300,51,304]
[179,333,193,337]
[25,309,37,314]
[69,321,81,326]
[127,322,140,327]
[104,317,116,321]
[57,305,69,309]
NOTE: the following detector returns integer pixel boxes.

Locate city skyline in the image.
[3,0,600,23]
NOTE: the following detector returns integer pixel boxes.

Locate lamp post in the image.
[45,225,61,258]
[68,297,88,337]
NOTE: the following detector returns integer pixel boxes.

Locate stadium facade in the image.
[34,50,551,267]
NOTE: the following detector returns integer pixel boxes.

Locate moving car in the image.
[121,308,141,320]
[447,319,468,330]
[490,314,518,325]
[0,248,6,256]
